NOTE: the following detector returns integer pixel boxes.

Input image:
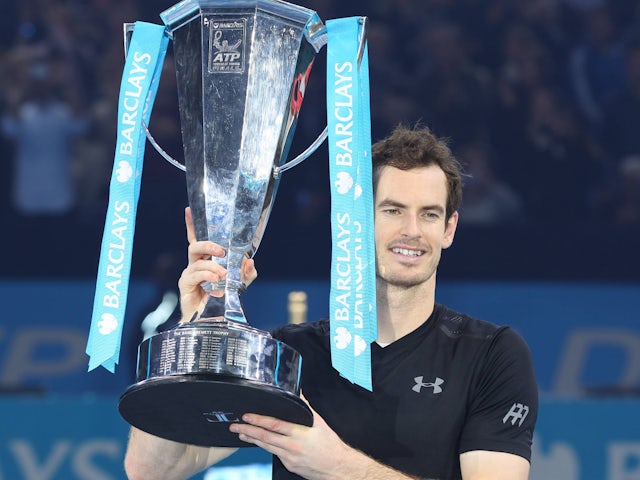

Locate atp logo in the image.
[207,18,246,73]
[98,313,118,335]
[412,376,444,394]
[116,161,133,183]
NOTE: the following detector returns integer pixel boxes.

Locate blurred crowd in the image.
[1,0,640,278]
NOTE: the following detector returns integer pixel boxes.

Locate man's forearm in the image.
[124,427,236,480]
[326,443,434,480]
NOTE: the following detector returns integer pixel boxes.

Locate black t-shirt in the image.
[270,303,538,480]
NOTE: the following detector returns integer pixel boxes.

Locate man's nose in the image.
[401,213,421,237]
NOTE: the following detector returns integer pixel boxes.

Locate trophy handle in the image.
[273,126,328,178]
[273,16,368,179]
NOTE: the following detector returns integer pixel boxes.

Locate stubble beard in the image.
[376,254,439,290]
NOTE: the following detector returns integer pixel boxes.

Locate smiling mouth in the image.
[391,247,424,257]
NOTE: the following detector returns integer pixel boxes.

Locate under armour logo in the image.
[503,403,529,427]
[412,376,444,394]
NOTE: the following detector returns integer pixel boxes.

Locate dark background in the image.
[1,0,639,283]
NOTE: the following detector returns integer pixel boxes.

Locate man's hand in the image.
[228,396,354,480]
[228,396,438,480]
[178,206,258,321]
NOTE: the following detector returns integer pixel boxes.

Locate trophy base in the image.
[118,320,311,447]
[118,374,313,447]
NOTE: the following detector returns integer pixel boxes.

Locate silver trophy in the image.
[117,0,335,447]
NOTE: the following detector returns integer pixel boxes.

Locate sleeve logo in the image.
[503,402,530,427]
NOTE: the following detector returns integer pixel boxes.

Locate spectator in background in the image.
[526,87,601,223]
[521,85,603,223]
[514,0,571,70]
[0,1,18,52]
[412,20,495,145]
[1,53,89,217]
[589,36,640,217]
[601,37,640,168]
[568,5,626,132]
[618,0,640,44]
[367,23,419,140]
[446,0,517,70]
[458,140,524,225]
[491,23,557,201]
[612,155,640,225]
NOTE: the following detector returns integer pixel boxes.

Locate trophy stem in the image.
[199,248,247,323]
[223,248,246,323]
[223,282,246,323]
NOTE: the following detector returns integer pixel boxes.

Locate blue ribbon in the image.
[86,22,169,372]
[326,18,377,391]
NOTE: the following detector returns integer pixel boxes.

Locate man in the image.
[125,125,538,480]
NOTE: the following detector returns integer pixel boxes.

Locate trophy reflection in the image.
[118,0,329,447]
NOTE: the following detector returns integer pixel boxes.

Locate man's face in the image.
[374,165,458,289]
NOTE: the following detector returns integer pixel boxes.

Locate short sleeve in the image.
[459,327,538,461]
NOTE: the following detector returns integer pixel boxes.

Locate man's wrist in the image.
[328,444,419,480]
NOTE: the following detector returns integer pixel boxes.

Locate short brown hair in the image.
[371,124,463,220]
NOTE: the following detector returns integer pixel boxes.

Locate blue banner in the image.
[326,17,377,391]
[1,395,637,479]
[86,22,169,373]
[3,279,639,394]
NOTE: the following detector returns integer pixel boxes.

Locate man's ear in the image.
[442,211,459,249]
